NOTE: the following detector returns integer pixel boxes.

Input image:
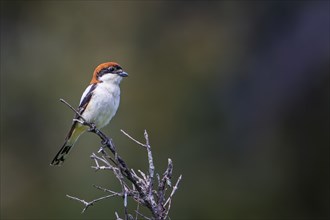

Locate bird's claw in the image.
[88,123,96,132]
[73,119,84,124]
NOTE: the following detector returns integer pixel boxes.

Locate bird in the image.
[50,62,128,166]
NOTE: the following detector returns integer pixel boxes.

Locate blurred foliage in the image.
[1,1,329,219]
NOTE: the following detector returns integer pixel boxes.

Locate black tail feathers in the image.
[50,143,73,166]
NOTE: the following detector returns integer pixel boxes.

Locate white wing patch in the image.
[80,84,94,105]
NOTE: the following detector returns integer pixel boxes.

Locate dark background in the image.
[1,1,329,219]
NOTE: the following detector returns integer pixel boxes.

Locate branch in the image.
[120,129,147,148]
[60,99,182,219]
[66,193,119,214]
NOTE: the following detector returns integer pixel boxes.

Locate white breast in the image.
[81,82,121,128]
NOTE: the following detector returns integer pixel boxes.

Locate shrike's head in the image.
[90,62,128,84]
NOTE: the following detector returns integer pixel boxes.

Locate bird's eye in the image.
[108,66,115,72]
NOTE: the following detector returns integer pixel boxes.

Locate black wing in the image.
[65,83,97,139]
[75,83,97,119]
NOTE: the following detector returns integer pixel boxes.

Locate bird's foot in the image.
[88,123,97,132]
[73,118,84,124]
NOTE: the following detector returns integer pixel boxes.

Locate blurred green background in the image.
[1,1,329,219]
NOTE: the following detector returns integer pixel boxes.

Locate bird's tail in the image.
[50,123,86,166]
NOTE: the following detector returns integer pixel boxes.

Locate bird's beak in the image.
[118,71,128,77]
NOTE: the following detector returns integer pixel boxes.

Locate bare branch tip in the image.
[144,129,149,139]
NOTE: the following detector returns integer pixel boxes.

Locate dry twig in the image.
[61,99,182,219]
